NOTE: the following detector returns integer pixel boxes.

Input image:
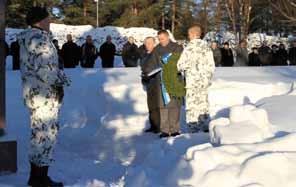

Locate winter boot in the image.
[43,166,64,187]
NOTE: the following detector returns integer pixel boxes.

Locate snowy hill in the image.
[1,67,296,186]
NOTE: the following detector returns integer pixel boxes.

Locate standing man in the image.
[61,34,80,68]
[289,41,296,65]
[10,40,20,70]
[258,41,272,66]
[276,44,288,66]
[140,37,159,133]
[151,30,183,138]
[122,36,140,67]
[211,41,222,67]
[99,35,116,68]
[236,40,248,66]
[18,7,70,187]
[220,42,234,67]
[248,47,261,66]
[177,25,215,133]
[81,35,98,68]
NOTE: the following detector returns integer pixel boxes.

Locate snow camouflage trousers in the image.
[28,98,61,167]
[185,88,210,123]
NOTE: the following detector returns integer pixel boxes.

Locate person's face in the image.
[240,42,247,48]
[279,45,285,49]
[128,37,134,44]
[144,38,155,53]
[107,36,112,43]
[253,49,258,54]
[86,37,92,44]
[211,42,218,49]
[53,41,58,46]
[188,30,196,41]
[224,44,229,49]
[158,33,170,47]
[272,46,277,52]
[39,17,50,32]
[67,35,72,42]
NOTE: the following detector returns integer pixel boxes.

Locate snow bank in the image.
[210,105,274,145]
[5,23,175,52]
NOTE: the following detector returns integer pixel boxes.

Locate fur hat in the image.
[26,6,49,26]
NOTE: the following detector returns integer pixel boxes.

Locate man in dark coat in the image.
[276,44,288,66]
[140,37,159,133]
[211,41,222,67]
[122,36,140,67]
[99,35,116,68]
[248,47,261,66]
[61,34,80,68]
[289,41,296,66]
[10,40,20,70]
[143,30,183,138]
[220,42,234,67]
[271,44,279,66]
[81,35,98,68]
[53,39,64,69]
[258,41,272,66]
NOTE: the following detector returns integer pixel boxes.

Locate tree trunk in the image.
[215,0,222,32]
[171,0,176,34]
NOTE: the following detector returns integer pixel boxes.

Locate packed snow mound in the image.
[5,23,175,52]
[179,133,296,187]
[210,105,275,145]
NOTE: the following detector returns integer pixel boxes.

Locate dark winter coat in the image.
[138,44,147,60]
[81,43,98,68]
[221,48,234,67]
[288,47,296,65]
[212,48,222,67]
[4,41,9,58]
[248,52,261,66]
[258,46,272,66]
[122,42,139,67]
[142,42,183,109]
[10,40,20,70]
[271,49,288,66]
[99,42,116,68]
[61,41,80,68]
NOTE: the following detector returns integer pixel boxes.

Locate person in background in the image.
[248,47,261,66]
[4,40,9,59]
[138,43,147,60]
[149,30,183,138]
[80,35,98,68]
[61,34,80,68]
[99,35,116,68]
[140,37,160,133]
[276,44,288,66]
[177,25,215,133]
[258,41,272,66]
[122,36,140,67]
[10,40,21,70]
[236,40,248,66]
[53,39,64,69]
[220,42,234,67]
[271,44,278,66]
[211,41,222,67]
[289,41,296,65]
[18,6,70,186]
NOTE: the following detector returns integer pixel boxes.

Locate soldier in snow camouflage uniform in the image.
[18,7,70,187]
[177,25,215,133]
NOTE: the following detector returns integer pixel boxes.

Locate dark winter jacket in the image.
[212,48,222,67]
[258,46,272,66]
[138,44,147,60]
[81,43,98,68]
[122,42,139,67]
[248,52,261,66]
[99,42,116,68]
[288,47,296,65]
[10,40,20,70]
[275,49,288,66]
[221,48,234,67]
[142,41,183,109]
[61,41,80,68]
[4,41,9,58]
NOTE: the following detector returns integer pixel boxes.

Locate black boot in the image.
[28,163,43,187]
[43,166,64,187]
[159,132,170,138]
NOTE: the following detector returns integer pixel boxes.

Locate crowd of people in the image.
[211,40,296,67]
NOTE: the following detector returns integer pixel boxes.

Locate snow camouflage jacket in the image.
[18,28,70,109]
[177,38,215,123]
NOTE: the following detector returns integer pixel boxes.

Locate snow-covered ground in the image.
[1,64,296,186]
